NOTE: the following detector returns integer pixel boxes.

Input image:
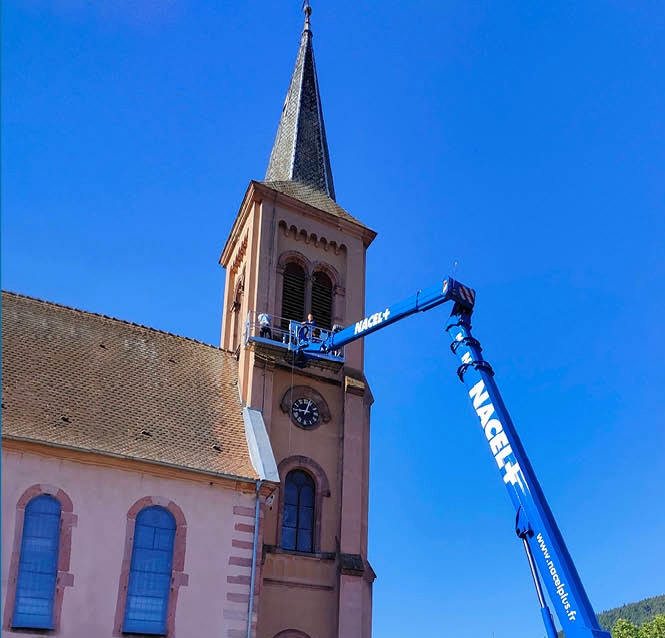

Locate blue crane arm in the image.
[300,277,476,356]
[445,306,610,638]
[295,277,610,638]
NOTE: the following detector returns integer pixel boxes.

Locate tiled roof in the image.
[264,8,336,200]
[260,180,375,233]
[1,291,259,481]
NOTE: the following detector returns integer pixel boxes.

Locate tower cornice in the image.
[219,181,376,268]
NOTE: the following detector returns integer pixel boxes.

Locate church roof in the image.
[259,179,374,231]
[265,5,336,200]
[2,291,263,482]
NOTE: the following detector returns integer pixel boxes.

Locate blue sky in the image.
[3,2,664,637]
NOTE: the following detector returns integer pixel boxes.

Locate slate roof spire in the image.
[265,3,336,201]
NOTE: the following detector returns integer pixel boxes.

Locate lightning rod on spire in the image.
[303,0,312,29]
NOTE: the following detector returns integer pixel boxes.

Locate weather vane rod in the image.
[303,0,312,28]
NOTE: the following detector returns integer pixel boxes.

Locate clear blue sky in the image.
[3,2,664,637]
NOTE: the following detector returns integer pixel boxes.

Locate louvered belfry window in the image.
[282,470,315,553]
[123,506,176,635]
[12,495,61,629]
[311,271,333,329]
[281,262,306,326]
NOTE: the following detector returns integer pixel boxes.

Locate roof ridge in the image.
[1,290,228,353]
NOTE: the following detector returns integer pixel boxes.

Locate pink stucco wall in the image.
[2,448,261,638]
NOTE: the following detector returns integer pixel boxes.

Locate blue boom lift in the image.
[291,277,611,638]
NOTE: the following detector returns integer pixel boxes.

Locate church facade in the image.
[2,8,375,638]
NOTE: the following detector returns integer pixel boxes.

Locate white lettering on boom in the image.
[354,308,391,335]
[468,380,525,491]
[536,533,579,621]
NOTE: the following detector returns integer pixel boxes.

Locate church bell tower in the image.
[219,6,376,637]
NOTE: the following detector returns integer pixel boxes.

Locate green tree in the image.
[639,615,665,638]
[613,618,639,638]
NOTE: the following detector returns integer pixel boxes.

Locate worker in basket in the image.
[298,313,316,344]
[258,313,272,339]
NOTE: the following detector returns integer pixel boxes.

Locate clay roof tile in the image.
[1,291,259,481]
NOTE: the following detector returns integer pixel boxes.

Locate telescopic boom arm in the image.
[446,303,610,638]
[306,277,476,355]
[296,277,610,638]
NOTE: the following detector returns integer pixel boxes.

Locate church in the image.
[2,6,376,638]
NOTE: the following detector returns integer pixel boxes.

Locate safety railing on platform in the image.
[244,311,344,359]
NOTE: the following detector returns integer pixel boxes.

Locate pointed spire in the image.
[265,3,336,201]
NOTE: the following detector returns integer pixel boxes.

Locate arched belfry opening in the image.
[311,270,332,329]
[281,262,306,328]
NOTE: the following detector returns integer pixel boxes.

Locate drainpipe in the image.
[247,480,262,638]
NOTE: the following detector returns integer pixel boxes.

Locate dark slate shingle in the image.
[265,11,336,200]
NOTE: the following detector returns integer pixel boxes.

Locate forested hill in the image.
[556,594,665,636]
[597,594,665,629]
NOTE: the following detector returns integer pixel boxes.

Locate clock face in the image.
[291,398,321,428]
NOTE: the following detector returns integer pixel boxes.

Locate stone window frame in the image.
[281,470,315,552]
[229,269,245,353]
[272,630,313,638]
[275,251,344,328]
[3,484,76,634]
[113,497,189,637]
[276,456,330,555]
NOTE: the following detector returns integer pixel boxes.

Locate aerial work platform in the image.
[244,311,344,371]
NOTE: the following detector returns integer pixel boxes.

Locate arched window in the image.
[282,470,315,553]
[281,262,306,328]
[123,506,176,635]
[231,274,245,352]
[12,495,61,630]
[311,271,333,329]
